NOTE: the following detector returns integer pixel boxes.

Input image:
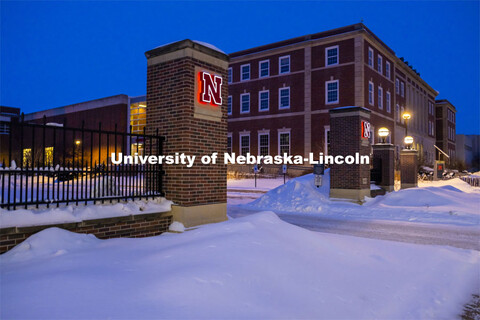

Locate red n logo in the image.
[199,71,222,106]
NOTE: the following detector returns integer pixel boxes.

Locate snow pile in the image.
[248,170,330,212]
[168,221,185,232]
[1,212,478,319]
[0,198,172,228]
[242,171,480,226]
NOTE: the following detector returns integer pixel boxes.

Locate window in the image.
[377,55,383,74]
[395,79,399,94]
[325,80,339,104]
[386,91,391,113]
[259,90,269,111]
[368,81,374,105]
[279,56,290,74]
[324,126,331,155]
[386,62,391,79]
[240,93,250,113]
[227,134,232,154]
[368,47,373,67]
[259,60,269,78]
[258,133,269,156]
[401,82,405,97]
[241,64,250,81]
[227,96,232,115]
[240,134,250,156]
[44,147,54,166]
[401,106,405,124]
[278,131,290,155]
[325,45,339,66]
[378,86,383,109]
[279,87,290,109]
[23,148,32,166]
[0,122,9,134]
[396,104,400,122]
[228,67,232,83]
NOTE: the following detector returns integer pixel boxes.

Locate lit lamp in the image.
[402,111,411,136]
[404,136,414,149]
[75,140,81,145]
[378,127,390,144]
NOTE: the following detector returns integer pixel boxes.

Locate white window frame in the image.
[325,45,339,66]
[279,55,290,74]
[325,79,339,105]
[368,47,374,67]
[257,131,270,156]
[240,93,250,114]
[278,87,290,109]
[258,60,270,78]
[278,129,291,155]
[227,67,233,84]
[258,90,269,112]
[401,81,405,97]
[239,133,250,156]
[240,64,250,81]
[378,86,383,110]
[368,81,374,106]
[395,79,399,94]
[377,55,383,74]
[386,61,391,79]
[227,95,232,115]
[386,91,391,113]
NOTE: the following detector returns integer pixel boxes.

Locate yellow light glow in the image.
[404,136,414,144]
[402,112,411,120]
[75,140,81,145]
[378,127,390,137]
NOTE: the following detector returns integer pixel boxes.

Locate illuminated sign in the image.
[198,71,222,106]
[361,120,371,139]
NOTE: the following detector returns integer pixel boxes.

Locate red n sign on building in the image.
[361,120,371,139]
[198,71,222,106]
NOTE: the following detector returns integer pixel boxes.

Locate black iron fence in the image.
[0,116,165,210]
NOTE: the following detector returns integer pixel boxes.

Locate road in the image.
[227,205,480,250]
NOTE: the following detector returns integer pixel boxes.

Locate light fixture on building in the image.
[404,136,414,149]
[402,112,411,121]
[75,140,81,145]
[378,127,390,143]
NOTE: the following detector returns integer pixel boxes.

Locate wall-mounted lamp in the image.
[378,127,390,144]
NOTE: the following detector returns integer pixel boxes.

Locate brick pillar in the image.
[329,107,371,201]
[372,144,395,192]
[145,40,228,227]
[400,149,418,189]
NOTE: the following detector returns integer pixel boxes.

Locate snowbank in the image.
[242,171,480,226]
[0,198,172,228]
[1,212,477,319]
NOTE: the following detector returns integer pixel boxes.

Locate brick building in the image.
[435,99,457,165]
[227,23,439,165]
[0,106,21,163]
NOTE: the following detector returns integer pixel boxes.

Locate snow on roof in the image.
[153,40,225,54]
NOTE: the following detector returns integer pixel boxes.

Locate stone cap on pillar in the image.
[372,143,395,150]
[329,106,371,118]
[400,149,418,155]
[145,39,229,67]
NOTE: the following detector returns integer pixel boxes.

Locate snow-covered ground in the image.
[237,170,480,227]
[227,177,287,191]
[1,212,478,319]
[0,197,172,228]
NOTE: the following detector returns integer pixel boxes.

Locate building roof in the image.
[435,99,457,112]
[145,39,229,62]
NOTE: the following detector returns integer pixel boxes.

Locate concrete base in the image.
[171,203,227,228]
[330,188,371,202]
[400,183,417,189]
[381,185,395,192]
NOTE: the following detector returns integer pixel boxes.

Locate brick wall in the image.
[0,212,172,254]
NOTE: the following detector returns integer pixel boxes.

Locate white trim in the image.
[258,89,270,112]
[278,129,291,155]
[325,79,339,104]
[258,59,270,78]
[385,61,391,79]
[395,78,399,94]
[239,132,250,155]
[240,64,250,81]
[401,81,405,97]
[325,45,339,66]
[386,91,391,113]
[324,126,330,155]
[278,87,290,109]
[378,86,383,110]
[368,81,374,106]
[279,55,290,74]
[227,67,233,84]
[368,47,374,67]
[240,93,250,114]
[377,54,383,74]
[227,95,232,115]
[257,131,270,156]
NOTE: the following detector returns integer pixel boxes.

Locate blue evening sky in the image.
[1,1,479,134]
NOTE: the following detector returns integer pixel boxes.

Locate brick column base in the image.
[372,144,395,192]
[400,149,418,189]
